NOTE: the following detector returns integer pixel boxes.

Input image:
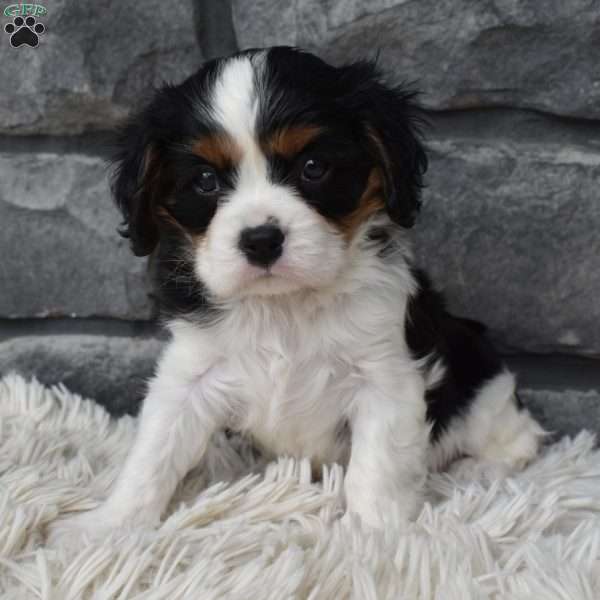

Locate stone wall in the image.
[1,1,599,432]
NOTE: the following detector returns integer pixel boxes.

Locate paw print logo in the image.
[4,15,45,48]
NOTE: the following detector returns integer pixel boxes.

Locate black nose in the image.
[239,224,285,267]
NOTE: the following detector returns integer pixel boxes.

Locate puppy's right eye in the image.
[195,167,219,193]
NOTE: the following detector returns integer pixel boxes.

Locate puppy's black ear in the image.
[111,116,163,257]
[348,63,428,228]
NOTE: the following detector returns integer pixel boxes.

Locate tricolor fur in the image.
[49,47,544,539]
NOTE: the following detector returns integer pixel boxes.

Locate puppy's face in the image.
[113,47,426,313]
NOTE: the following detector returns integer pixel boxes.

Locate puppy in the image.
[50,46,544,538]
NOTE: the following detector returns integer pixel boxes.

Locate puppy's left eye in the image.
[301,158,329,182]
[195,167,219,193]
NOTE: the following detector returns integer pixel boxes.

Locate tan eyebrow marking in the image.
[191,133,242,169]
[264,125,323,158]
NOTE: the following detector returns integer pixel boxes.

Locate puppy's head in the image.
[113,47,427,312]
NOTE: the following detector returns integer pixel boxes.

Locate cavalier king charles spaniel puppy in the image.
[50,46,544,539]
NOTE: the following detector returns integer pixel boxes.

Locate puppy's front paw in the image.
[344,476,421,531]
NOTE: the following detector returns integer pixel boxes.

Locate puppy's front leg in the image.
[48,345,229,542]
[344,366,428,529]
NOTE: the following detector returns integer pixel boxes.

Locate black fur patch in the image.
[266,130,374,222]
[150,232,219,324]
[111,58,233,320]
[258,47,427,226]
[406,269,505,441]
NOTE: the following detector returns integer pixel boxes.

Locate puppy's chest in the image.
[228,322,358,463]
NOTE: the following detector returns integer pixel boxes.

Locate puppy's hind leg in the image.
[452,371,546,481]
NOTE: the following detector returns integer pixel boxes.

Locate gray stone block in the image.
[232,0,600,118]
[0,334,163,415]
[508,354,600,439]
[521,388,600,442]
[0,152,152,319]
[0,0,202,134]
[414,117,600,355]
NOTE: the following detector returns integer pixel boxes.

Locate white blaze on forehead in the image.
[210,53,269,189]
[210,55,260,149]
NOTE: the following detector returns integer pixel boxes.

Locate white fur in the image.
[424,356,447,390]
[210,53,262,150]
[429,371,546,473]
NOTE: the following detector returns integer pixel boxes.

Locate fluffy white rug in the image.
[1,373,600,599]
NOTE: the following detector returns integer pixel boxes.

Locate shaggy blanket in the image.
[1,373,600,599]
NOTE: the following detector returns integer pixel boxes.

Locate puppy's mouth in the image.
[238,261,311,296]
[251,262,297,283]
